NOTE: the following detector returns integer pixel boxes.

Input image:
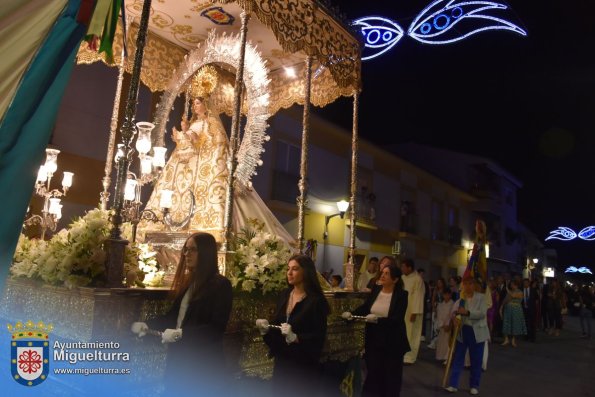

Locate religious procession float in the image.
[3,0,369,394]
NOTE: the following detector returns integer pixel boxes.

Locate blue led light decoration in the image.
[545,226,595,241]
[353,0,526,60]
[353,16,405,61]
[408,0,527,44]
[565,266,593,275]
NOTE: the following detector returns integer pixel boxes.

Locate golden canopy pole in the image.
[344,90,360,291]
[296,56,313,252]
[100,24,129,210]
[221,11,250,261]
[104,0,152,287]
[442,316,462,387]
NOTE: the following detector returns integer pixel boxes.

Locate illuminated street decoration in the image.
[545,226,595,241]
[578,226,595,240]
[565,266,593,275]
[545,226,577,241]
[353,17,405,61]
[354,0,526,60]
[408,0,527,44]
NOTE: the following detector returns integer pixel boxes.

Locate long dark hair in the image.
[170,232,219,301]
[288,254,329,315]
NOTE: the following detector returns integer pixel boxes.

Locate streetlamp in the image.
[24,148,73,239]
[323,200,349,239]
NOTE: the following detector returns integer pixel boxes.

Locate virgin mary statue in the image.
[141,68,294,245]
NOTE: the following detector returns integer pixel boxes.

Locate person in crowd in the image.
[547,278,566,336]
[449,276,460,301]
[522,278,538,342]
[531,279,542,333]
[444,276,489,396]
[435,287,454,363]
[495,275,507,338]
[418,268,430,342]
[400,258,425,364]
[366,256,397,290]
[131,232,232,394]
[428,277,446,349]
[541,281,551,332]
[578,284,592,339]
[428,277,452,349]
[256,254,330,396]
[486,278,499,341]
[358,256,379,291]
[500,279,527,347]
[330,274,343,291]
[342,264,410,397]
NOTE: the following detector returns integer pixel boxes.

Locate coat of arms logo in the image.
[8,320,53,386]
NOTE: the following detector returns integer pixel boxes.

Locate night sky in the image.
[314,0,595,268]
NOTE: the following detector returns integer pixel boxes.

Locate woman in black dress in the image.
[344,264,410,397]
[131,232,232,395]
[256,254,330,396]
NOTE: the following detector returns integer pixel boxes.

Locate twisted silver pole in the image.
[221,11,250,260]
[104,0,153,287]
[345,90,360,291]
[297,56,313,252]
[100,25,129,210]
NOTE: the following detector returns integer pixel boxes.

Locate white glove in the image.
[131,322,148,337]
[255,319,269,335]
[365,314,379,323]
[281,323,297,344]
[341,311,353,321]
[161,328,183,344]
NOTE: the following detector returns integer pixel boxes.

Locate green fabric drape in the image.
[0,0,68,121]
[0,0,85,290]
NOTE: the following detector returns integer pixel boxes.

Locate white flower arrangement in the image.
[228,219,292,295]
[126,243,165,287]
[11,208,163,288]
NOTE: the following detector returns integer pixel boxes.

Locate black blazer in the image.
[263,288,328,365]
[353,287,411,356]
[147,274,233,365]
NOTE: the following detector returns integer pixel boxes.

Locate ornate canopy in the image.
[76,0,361,115]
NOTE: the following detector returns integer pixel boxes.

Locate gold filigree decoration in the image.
[76,24,187,93]
[171,24,193,35]
[152,14,173,29]
[190,1,212,13]
[76,4,359,111]
[212,0,361,89]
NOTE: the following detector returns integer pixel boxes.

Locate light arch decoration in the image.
[153,32,271,188]
[354,0,527,60]
[545,226,595,241]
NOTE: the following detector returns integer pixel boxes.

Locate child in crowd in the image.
[436,288,454,363]
[330,275,343,291]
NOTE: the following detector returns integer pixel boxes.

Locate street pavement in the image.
[402,315,595,397]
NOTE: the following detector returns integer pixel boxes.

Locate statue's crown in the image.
[7,320,53,340]
[190,65,218,99]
